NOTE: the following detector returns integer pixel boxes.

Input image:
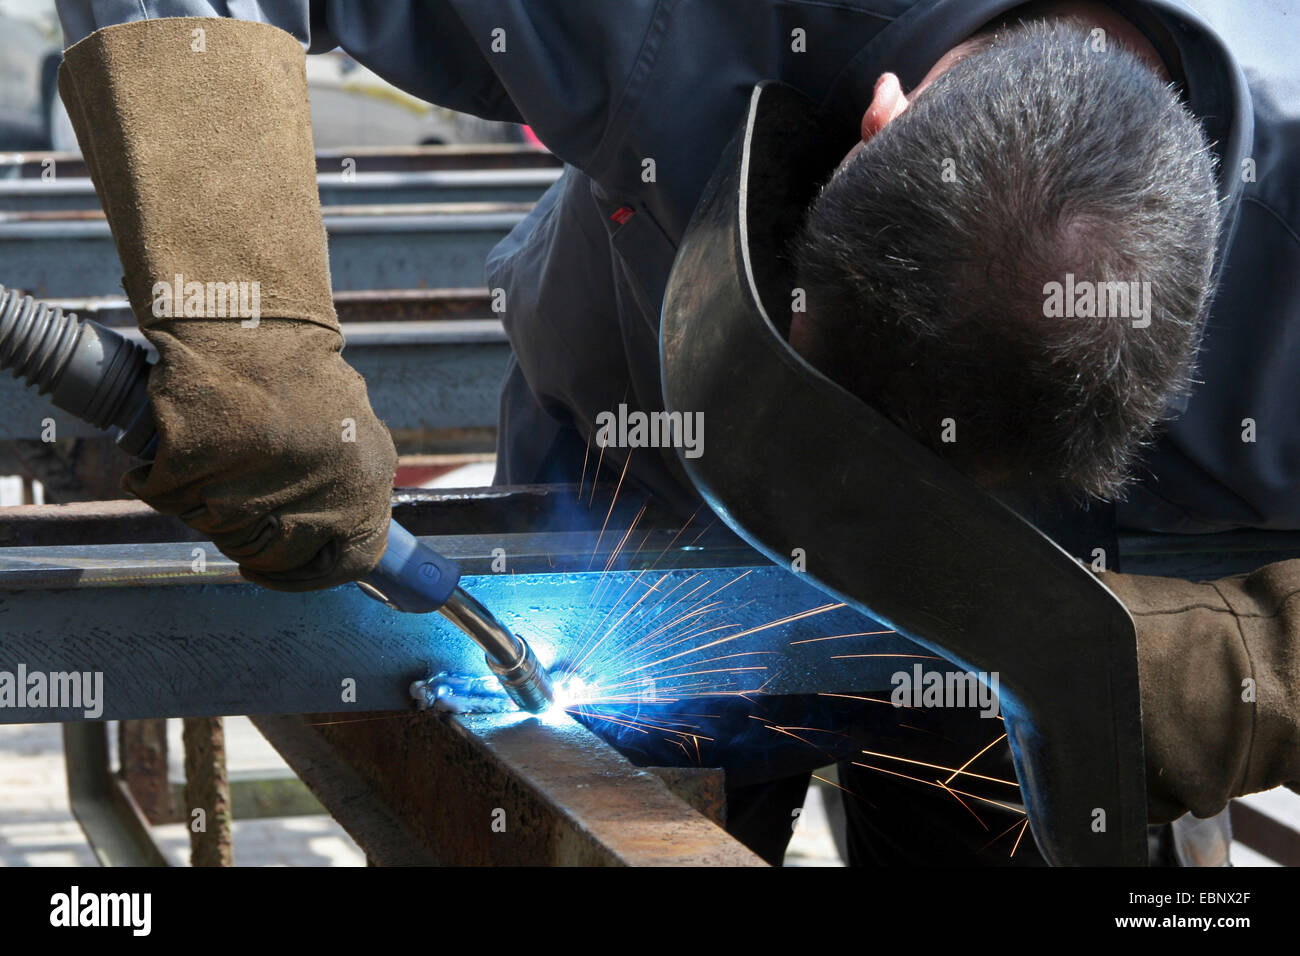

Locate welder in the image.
[54,0,1298,865]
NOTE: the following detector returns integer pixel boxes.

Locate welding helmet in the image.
[659,81,1146,866]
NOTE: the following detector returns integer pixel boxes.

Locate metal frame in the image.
[62,722,169,867]
[8,489,1300,867]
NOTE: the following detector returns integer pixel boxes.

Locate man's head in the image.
[790,16,1220,501]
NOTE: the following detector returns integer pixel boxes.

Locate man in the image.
[54,0,1297,864]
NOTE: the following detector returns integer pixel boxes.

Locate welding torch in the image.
[0,286,553,713]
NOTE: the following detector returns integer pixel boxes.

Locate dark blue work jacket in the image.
[60,1,1297,532]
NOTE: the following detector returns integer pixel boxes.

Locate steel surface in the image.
[0,533,921,724]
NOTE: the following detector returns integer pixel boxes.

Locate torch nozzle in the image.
[437,587,554,713]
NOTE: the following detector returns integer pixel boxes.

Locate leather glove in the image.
[1098,560,1300,822]
[57,17,396,590]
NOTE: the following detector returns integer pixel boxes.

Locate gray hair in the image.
[792,18,1220,500]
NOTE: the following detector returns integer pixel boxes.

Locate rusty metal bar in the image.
[646,767,727,827]
[119,719,178,825]
[182,717,234,867]
[251,710,763,866]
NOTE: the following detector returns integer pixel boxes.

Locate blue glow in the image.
[494,709,536,728]
[442,566,909,763]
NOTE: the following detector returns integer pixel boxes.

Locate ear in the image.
[860,72,910,142]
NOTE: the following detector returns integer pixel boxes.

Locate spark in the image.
[576,711,653,735]
[857,749,1018,787]
[577,429,592,502]
[572,567,667,662]
[586,450,632,568]
[810,773,874,810]
[980,816,1031,854]
[851,762,1026,816]
[942,733,1008,787]
[559,520,1034,858]
[596,500,649,576]
[619,602,846,677]
[678,570,755,615]
[651,507,700,559]
[652,650,777,672]
[752,719,822,750]
[304,714,410,727]
[1010,819,1030,857]
[570,567,666,672]
[788,629,897,645]
[587,429,608,507]
[547,510,1031,856]
[816,691,895,706]
[936,778,988,830]
[602,666,768,688]
[607,578,712,650]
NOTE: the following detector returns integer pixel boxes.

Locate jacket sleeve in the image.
[57,1,319,47]
[55,0,663,173]
[1098,560,1300,822]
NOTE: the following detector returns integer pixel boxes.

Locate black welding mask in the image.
[659,81,1148,866]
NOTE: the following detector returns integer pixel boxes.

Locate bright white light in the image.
[549,672,595,710]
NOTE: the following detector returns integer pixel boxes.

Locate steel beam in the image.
[0,486,675,547]
[37,288,499,327]
[5,520,1295,726]
[11,489,1300,867]
[0,169,559,212]
[0,486,894,727]
[0,145,560,180]
[252,710,763,866]
[0,320,510,441]
[5,488,1298,570]
[62,722,170,867]
[0,530,919,723]
[0,203,528,298]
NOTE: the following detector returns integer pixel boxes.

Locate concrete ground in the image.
[0,719,365,867]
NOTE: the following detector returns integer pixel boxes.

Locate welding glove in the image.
[56,18,396,591]
[1097,560,1300,823]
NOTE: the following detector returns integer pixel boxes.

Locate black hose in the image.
[0,285,154,452]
